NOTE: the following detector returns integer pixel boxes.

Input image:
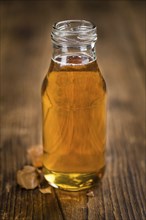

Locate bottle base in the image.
[43,166,105,191]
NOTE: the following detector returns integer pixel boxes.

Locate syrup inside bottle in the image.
[42,54,106,191]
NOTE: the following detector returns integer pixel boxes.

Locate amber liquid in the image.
[42,55,106,191]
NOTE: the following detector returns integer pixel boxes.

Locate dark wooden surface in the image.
[0,1,145,220]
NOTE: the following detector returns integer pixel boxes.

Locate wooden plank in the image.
[55,189,88,220]
[0,140,63,220]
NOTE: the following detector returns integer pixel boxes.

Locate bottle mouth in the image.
[51,20,97,46]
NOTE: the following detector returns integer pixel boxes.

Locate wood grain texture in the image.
[0,1,145,220]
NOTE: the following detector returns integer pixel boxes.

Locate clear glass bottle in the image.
[41,20,106,191]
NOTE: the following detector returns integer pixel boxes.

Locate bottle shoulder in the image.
[42,61,106,95]
[46,59,106,90]
[48,58,99,72]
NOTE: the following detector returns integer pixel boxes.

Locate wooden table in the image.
[0,1,145,219]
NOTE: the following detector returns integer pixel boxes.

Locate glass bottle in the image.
[41,20,106,191]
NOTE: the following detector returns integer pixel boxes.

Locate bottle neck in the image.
[52,43,96,65]
[51,20,97,65]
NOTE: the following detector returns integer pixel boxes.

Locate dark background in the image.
[0,1,145,220]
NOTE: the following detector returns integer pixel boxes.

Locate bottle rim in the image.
[52,20,96,33]
[51,20,97,46]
